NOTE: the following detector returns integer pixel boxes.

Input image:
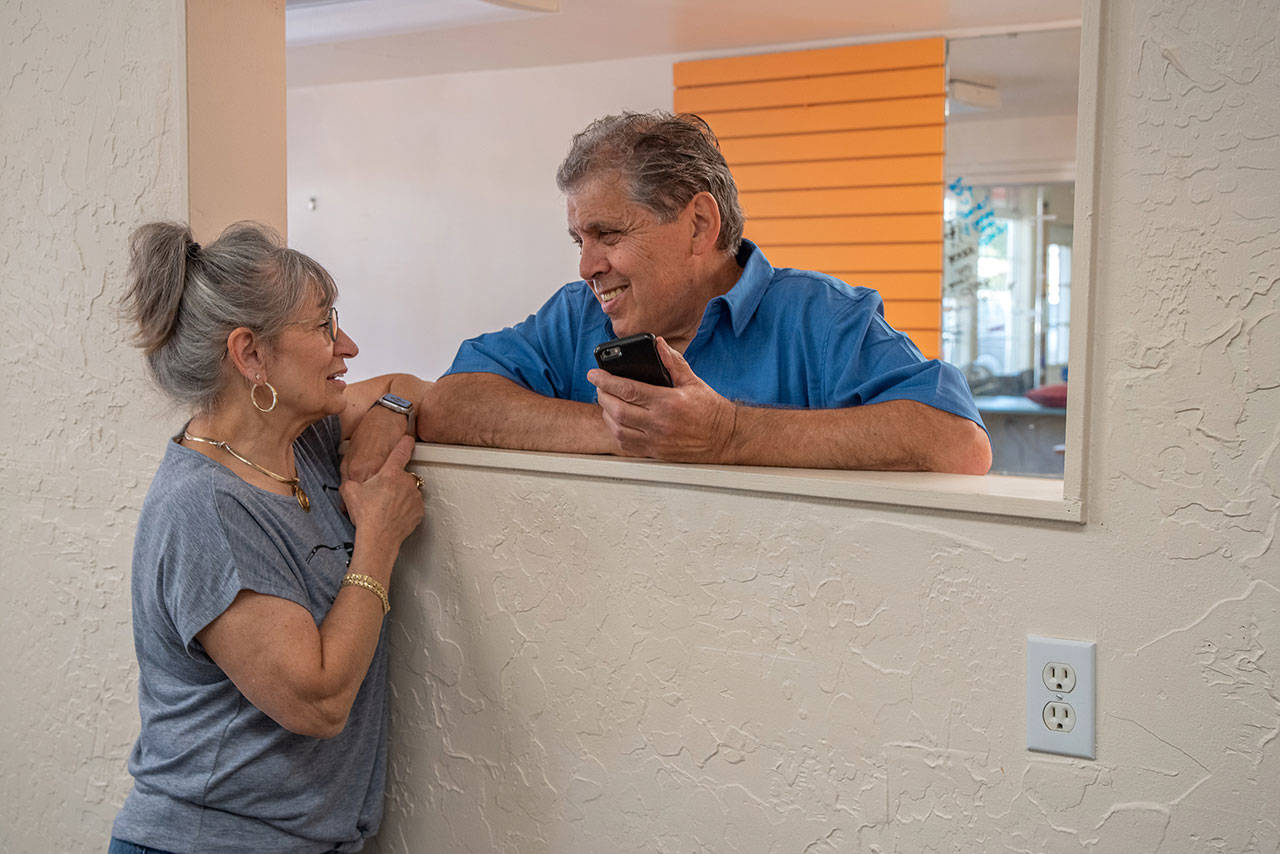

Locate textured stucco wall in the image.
[2,0,1277,851]
[374,1,1280,851]
[0,1,185,850]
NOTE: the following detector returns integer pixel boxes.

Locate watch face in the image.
[378,393,413,415]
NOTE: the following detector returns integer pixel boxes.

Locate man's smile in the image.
[591,279,629,304]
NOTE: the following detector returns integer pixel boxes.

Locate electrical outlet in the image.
[1043,701,1076,732]
[1027,636,1095,759]
[1043,662,1076,693]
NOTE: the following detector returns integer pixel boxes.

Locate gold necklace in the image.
[182,431,311,512]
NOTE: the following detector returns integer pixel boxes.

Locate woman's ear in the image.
[226,327,268,383]
[688,191,723,256]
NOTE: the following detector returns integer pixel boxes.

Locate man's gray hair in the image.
[123,221,337,412]
[556,111,745,254]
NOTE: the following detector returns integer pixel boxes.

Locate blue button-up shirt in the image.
[446,241,984,429]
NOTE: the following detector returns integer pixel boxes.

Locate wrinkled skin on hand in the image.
[340,434,424,547]
[588,337,738,463]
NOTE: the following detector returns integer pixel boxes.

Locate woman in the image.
[110,221,429,853]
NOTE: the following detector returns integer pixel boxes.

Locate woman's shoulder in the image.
[137,422,341,553]
[145,437,220,499]
[140,437,285,533]
[131,441,240,582]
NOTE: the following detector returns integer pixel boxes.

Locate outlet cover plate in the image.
[1027,635,1095,759]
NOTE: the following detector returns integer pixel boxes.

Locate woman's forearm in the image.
[341,373,432,440]
[302,535,400,735]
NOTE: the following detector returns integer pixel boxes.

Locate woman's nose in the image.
[336,325,358,358]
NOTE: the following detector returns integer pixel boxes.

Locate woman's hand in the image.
[197,439,425,741]
[340,434,424,555]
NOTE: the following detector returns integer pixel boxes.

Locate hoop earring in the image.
[251,380,278,413]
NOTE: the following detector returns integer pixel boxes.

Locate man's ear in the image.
[226,326,269,383]
[687,191,723,256]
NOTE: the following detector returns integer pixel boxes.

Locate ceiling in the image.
[948,27,1080,121]
[286,0,1082,89]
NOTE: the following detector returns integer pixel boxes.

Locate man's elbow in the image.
[935,420,991,475]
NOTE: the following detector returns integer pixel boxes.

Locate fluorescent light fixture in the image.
[481,0,559,10]
[947,78,1003,113]
[286,0,560,47]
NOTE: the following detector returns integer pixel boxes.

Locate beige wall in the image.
[187,0,286,240]
[0,0,186,850]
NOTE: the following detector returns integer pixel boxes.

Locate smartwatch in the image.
[373,393,414,422]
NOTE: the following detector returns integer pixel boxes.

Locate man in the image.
[354,111,990,475]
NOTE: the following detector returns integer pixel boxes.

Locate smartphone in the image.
[593,332,674,387]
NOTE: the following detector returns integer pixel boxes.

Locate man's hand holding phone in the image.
[592,333,673,387]
[587,334,738,463]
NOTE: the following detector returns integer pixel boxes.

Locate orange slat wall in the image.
[674,38,946,357]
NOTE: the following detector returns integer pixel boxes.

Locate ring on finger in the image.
[409,472,424,490]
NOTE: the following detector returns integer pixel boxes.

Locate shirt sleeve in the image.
[164,485,318,654]
[442,285,588,399]
[822,291,986,431]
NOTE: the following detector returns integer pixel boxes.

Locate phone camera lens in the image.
[602,347,621,359]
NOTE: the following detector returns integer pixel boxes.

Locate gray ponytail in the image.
[123,221,337,412]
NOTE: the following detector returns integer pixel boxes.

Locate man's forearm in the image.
[420,373,617,455]
[725,400,991,474]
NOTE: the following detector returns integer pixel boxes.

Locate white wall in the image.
[946,112,1078,185]
[0,1,186,850]
[287,56,675,381]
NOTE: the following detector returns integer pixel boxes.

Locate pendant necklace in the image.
[182,431,311,512]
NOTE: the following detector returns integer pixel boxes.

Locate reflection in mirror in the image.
[943,28,1081,478]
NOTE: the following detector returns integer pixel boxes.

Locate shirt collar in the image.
[710,239,773,336]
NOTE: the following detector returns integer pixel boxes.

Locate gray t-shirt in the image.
[112,416,389,853]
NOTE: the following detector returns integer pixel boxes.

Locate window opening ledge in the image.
[410,443,1081,523]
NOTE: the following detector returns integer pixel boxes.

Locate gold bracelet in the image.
[341,573,390,615]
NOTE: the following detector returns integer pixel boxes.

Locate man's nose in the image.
[579,239,609,283]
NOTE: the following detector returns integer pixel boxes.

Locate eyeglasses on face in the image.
[323,306,339,344]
